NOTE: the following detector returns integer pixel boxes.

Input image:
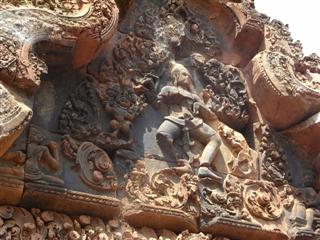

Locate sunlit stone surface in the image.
[0,0,320,239]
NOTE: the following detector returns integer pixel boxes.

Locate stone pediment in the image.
[0,0,320,239]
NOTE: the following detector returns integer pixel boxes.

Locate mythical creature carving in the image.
[112,34,169,79]
[59,78,133,151]
[94,63,146,146]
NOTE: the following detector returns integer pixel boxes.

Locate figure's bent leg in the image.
[41,142,64,186]
[44,141,60,171]
[156,120,182,162]
[305,208,315,230]
[199,134,221,166]
[198,134,222,180]
[190,123,222,180]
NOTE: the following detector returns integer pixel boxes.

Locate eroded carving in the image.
[0,84,32,157]
[126,160,199,215]
[201,174,250,221]
[259,126,288,186]
[76,142,117,191]
[244,180,283,221]
[156,60,222,180]
[0,0,320,239]
[200,58,249,130]
[25,126,64,186]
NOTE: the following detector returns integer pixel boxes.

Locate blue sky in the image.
[255,0,320,56]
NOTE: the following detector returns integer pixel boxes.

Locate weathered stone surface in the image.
[283,112,320,158]
[0,0,320,239]
[0,84,32,158]
[246,50,320,130]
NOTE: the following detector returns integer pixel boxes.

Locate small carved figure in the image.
[218,125,257,179]
[25,126,64,186]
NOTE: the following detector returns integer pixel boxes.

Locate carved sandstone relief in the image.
[0,204,228,239]
[0,0,320,240]
[246,50,320,130]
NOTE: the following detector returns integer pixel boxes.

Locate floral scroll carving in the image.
[244,180,283,221]
[76,142,117,191]
[126,160,199,216]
